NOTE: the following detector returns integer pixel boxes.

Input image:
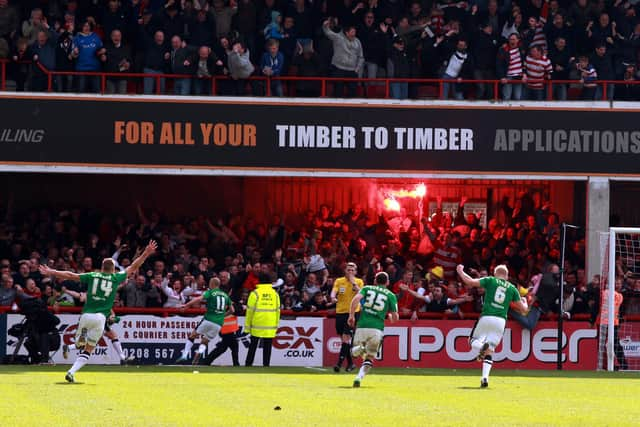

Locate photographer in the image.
[10,288,61,364]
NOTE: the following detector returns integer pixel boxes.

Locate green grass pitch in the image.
[1,365,638,427]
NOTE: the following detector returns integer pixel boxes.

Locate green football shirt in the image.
[479,276,521,319]
[202,288,231,326]
[79,271,128,317]
[356,286,398,331]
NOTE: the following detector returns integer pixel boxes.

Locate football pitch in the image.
[1,365,638,427]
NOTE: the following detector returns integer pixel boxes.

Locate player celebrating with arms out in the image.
[456,264,527,388]
[40,240,158,383]
[347,272,399,388]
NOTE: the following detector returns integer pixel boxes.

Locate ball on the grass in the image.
[193,370,199,374]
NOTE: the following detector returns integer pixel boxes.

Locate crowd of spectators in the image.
[2,0,640,99]
[3,189,637,322]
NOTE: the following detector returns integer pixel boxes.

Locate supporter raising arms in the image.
[322,17,364,98]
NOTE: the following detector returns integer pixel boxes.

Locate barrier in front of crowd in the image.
[3,311,324,367]
[0,59,636,101]
[323,318,601,370]
[2,306,636,369]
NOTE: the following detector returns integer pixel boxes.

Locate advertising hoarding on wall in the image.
[5,314,323,366]
[323,319,598,370]
[2,95,640,177]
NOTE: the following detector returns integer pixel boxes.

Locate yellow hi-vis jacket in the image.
[245,283,281,338]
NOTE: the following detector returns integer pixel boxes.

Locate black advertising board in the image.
[1,95,639,176]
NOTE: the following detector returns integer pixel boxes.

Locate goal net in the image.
[598,228,640,371]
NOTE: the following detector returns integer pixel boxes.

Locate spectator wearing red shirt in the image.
[392,270,418,316]
[241,263,260,291]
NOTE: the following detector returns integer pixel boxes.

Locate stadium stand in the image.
[0,189,614,324]
[1,0,640,99]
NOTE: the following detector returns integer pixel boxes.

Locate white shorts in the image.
[471,316,506,350]
[77,312,106,347]
[196,319,221,340]
[353,328,384,357]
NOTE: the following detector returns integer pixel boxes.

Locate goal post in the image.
[598,227,638,371]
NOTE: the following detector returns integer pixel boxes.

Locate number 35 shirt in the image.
[357,286,398,331]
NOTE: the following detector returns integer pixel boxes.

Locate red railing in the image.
[1,304,635,322]
[0,58,32,91]
[1,59,638,101]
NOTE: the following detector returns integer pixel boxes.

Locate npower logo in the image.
[380,327,597,363]
[326,337,343,354]
[273,326,321,358]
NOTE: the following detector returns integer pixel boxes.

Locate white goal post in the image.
[599,227,638,372]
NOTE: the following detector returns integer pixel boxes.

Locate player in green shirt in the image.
[178,277,232,365]
[348,272,399,388]
[457,264,527,388]
[39,240,157,383]
[60,287,135,365]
